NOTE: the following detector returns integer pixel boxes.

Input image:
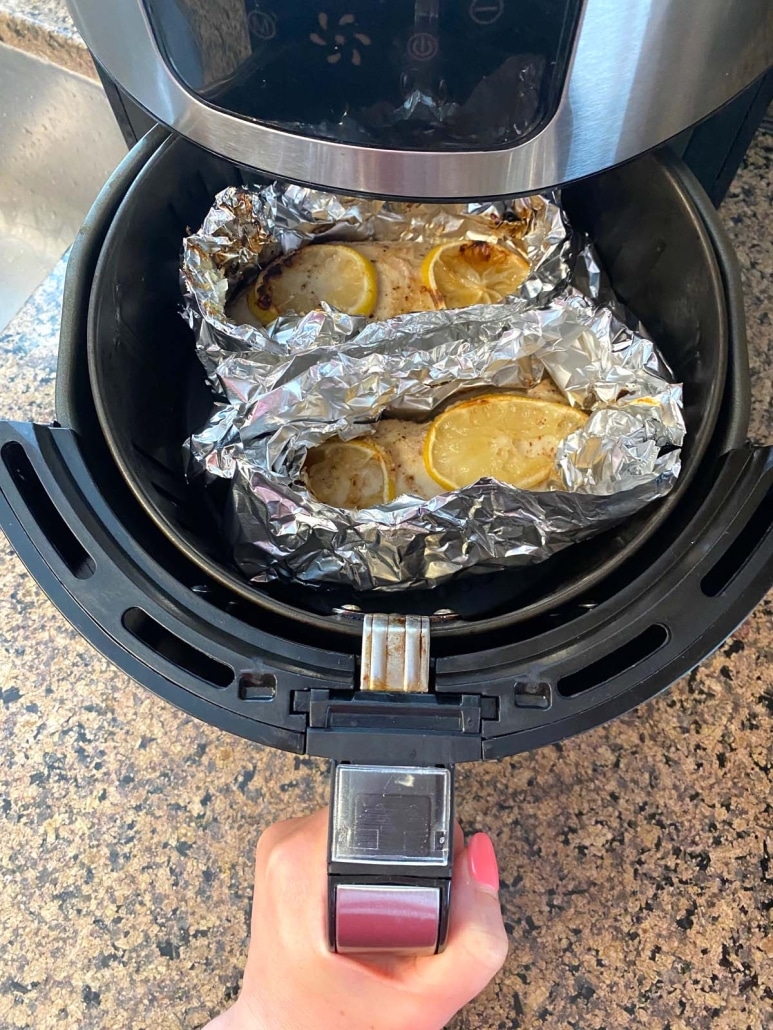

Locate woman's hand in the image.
[208,808,508,1030]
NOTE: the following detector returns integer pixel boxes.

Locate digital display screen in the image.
[143,0,582,151]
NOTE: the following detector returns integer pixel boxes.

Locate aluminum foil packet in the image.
[181,185,685,592]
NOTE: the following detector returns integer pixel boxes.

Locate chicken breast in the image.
[371,418,438,500]
[372,381,569,501]
[348,241,437,320]
[226,239,439,328]
[304,381,573,507]
[524,376,566,405]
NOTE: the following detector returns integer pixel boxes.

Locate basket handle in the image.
[326,615,454,955]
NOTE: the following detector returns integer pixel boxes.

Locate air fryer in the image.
[0,0,772,955]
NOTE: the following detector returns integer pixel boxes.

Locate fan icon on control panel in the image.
[310,11,372,66]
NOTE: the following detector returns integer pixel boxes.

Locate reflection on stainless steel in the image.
[67,0,772,197]
[182,184,685,592]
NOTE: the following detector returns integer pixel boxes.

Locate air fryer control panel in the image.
[142,0,581,150]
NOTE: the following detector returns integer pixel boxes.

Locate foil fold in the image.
[181,185,685,592]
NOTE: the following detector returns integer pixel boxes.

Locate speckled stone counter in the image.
[0,131,771,1030]
[0,0,93,77]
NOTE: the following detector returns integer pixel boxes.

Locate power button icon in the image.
[407,31,438,61]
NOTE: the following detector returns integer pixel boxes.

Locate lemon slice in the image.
[248,243,378,325]
[304,438,395,509]
[421,240,530,308]
[424,393,588,491]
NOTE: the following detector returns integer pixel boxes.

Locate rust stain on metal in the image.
[361,615,429,693]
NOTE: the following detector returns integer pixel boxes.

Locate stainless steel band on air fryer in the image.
[66,0,773,197]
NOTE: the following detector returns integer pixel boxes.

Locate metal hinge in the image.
[290,614,500,763]
[360,614,430,693]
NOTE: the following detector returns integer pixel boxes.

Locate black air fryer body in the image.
[0,128,771,763]
[1,0,772,957]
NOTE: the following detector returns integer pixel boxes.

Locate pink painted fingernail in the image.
[468,833,500,894]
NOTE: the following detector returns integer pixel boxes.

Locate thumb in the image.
[415,832,509,1004]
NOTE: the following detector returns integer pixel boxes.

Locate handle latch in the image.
[327,615,453,954]
[328,763,454,954]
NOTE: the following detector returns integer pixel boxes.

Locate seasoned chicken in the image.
[227,240,437,328]
[348,241,437,320]
[371,418,437,500]
[226,236,530,328]
[304,381,579,508]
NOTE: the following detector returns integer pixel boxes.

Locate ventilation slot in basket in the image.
[122,607,233,688]
[557,624,669,698]
[2,442,95,580]
[238,672,277,701]
[701,483,773,597]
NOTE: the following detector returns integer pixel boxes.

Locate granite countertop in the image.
[0,94,772,1030]
[0,0,93,76]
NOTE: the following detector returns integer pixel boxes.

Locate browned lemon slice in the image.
[304,439,395,509]
[421,240,530,308]
[424,393,588,491]
[248,243,378,325]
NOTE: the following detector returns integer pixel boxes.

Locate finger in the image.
[444,833,509,985]
[410,832,508,1003]
[453,820,464,855]
[254,811,310,862]
[251,809,330,946]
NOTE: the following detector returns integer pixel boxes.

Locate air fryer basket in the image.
[0,127,770,763]
[86,137,728,638]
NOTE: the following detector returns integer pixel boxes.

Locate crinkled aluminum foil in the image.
[181,186,685,592]
[182,185,574,383]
